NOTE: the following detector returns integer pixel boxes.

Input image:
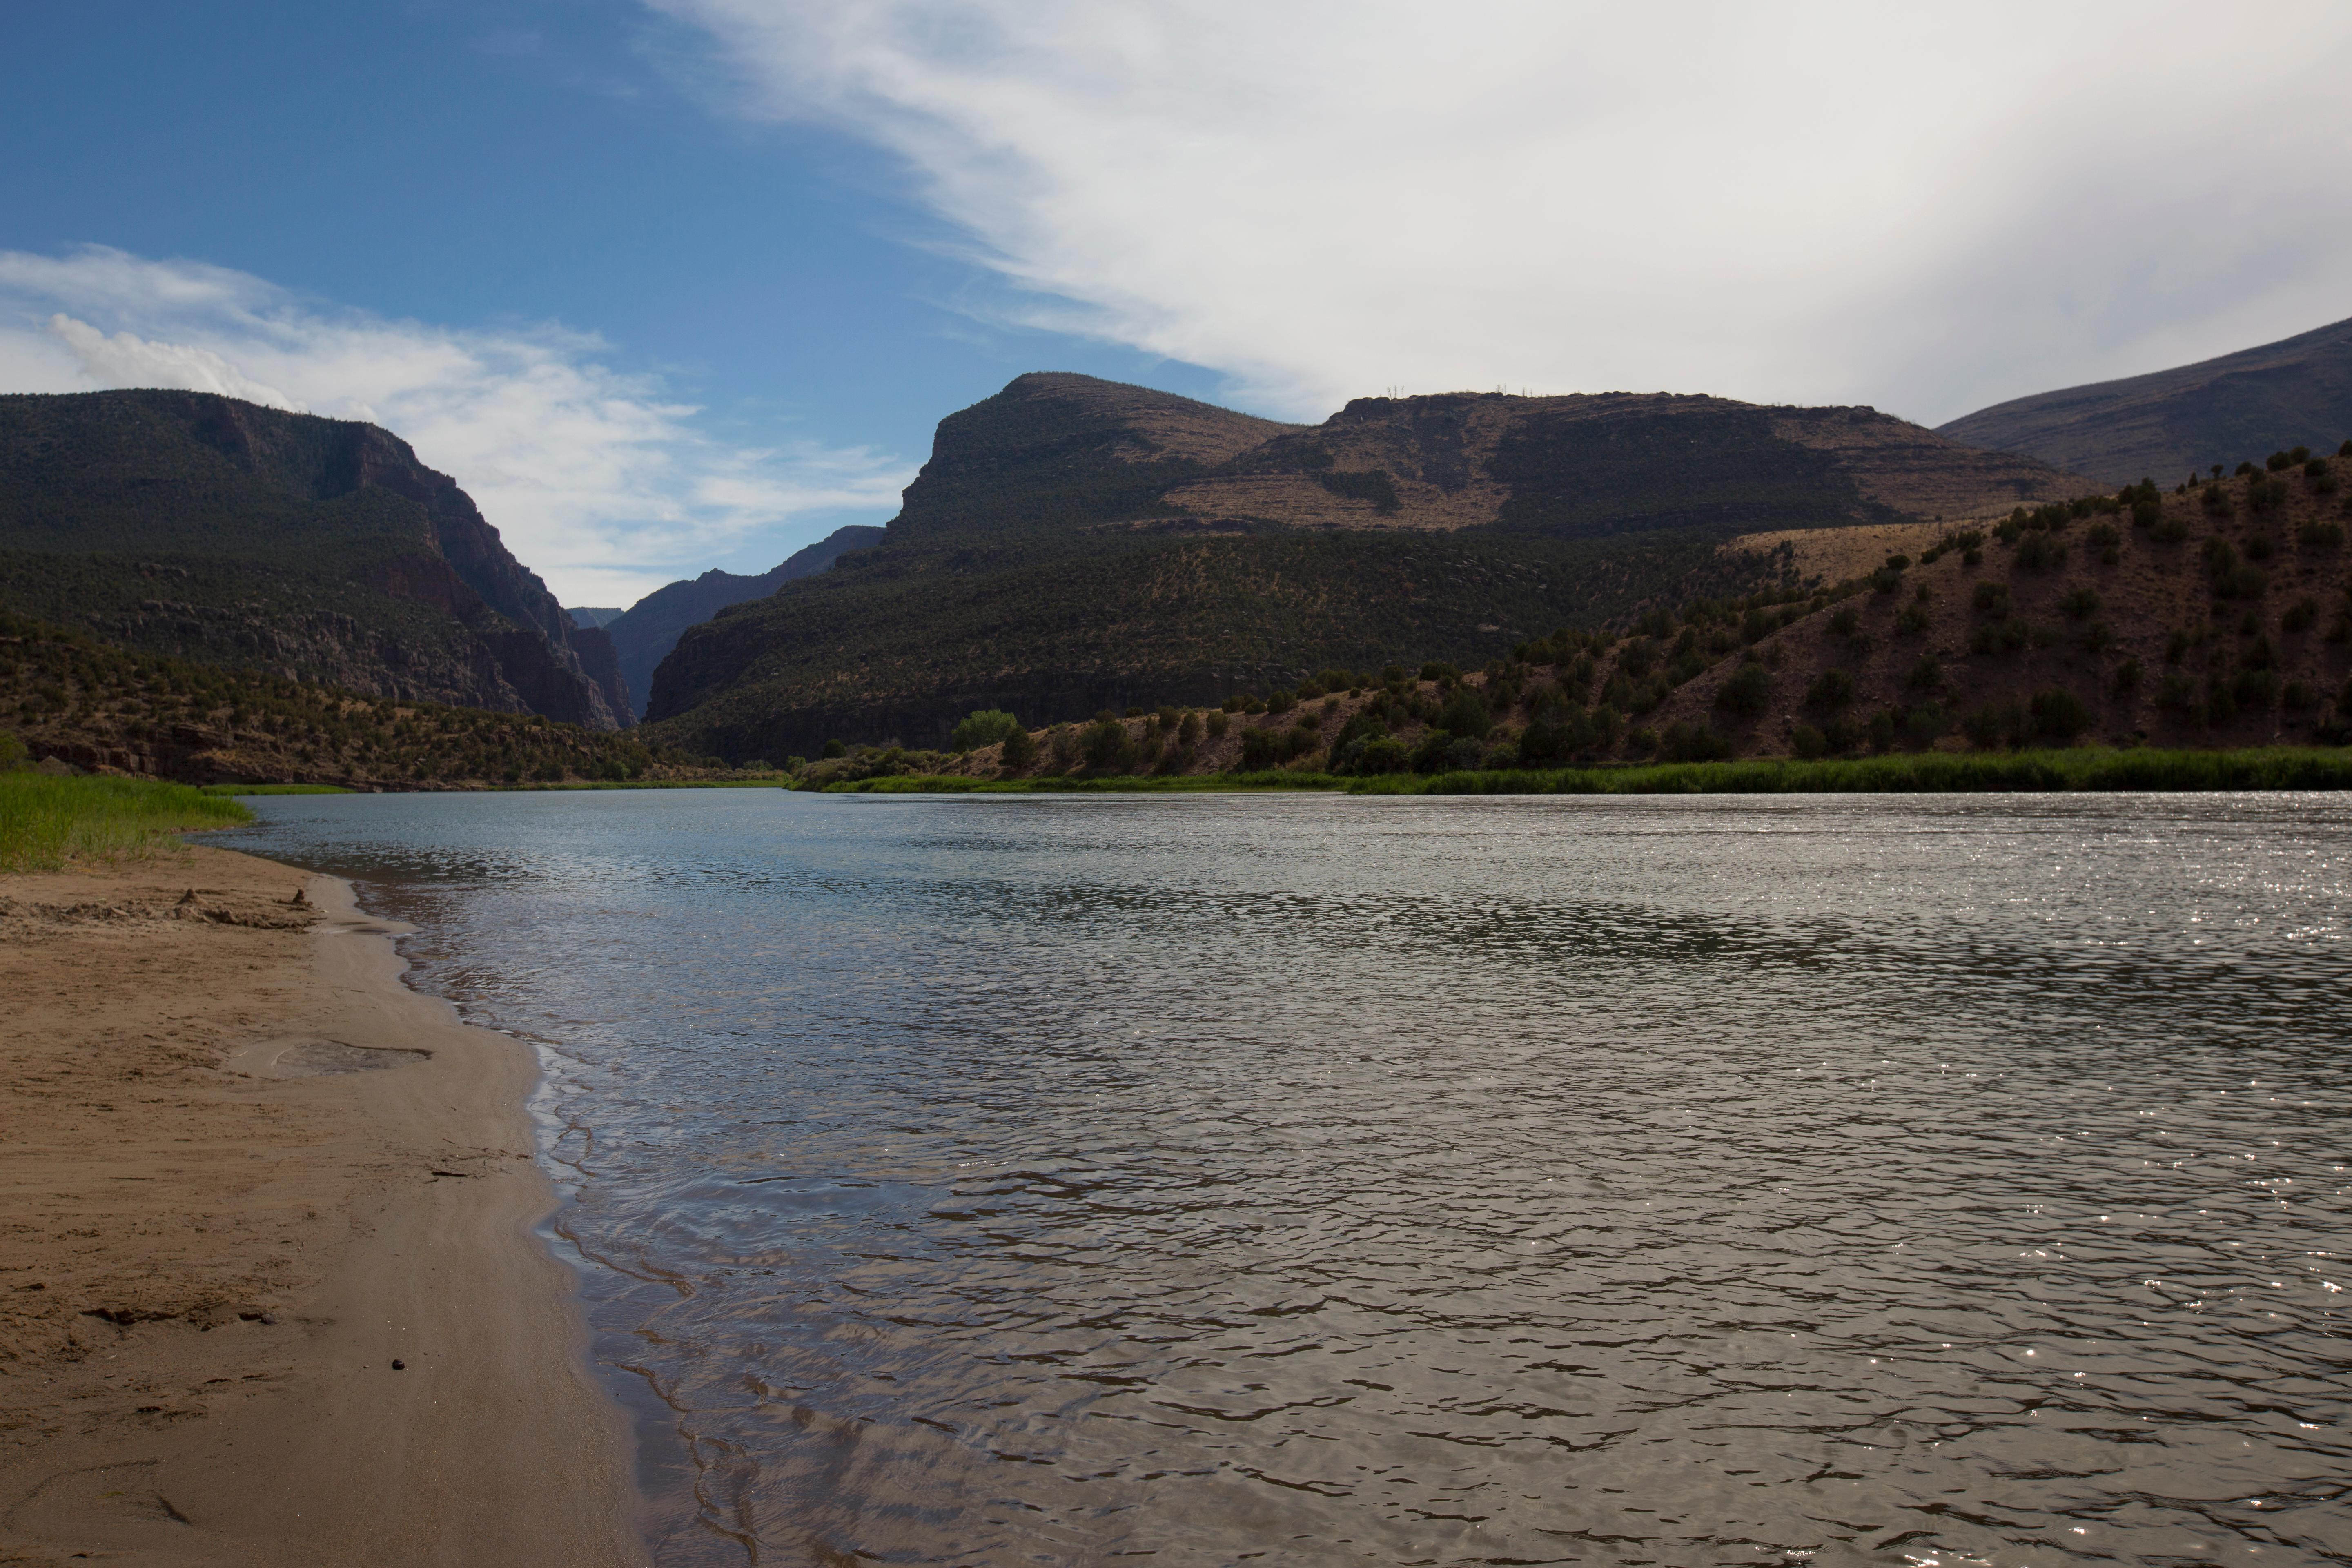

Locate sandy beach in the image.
[0,844,643,1567]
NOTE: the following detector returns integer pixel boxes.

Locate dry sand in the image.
[0,844,643,1566]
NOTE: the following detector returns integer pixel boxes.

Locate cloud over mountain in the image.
[0,247,911,604]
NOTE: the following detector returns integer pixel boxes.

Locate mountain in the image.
[879,452,2352,781]
[0,390,626,728]
[594,523,886,721]
[1938,316,2352,486]
[639,372,2091,762]
[568,606,625,628]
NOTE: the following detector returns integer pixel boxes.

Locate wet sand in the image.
[0,844,642,1567]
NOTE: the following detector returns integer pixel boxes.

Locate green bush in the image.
[1830,605,1861,636]
[1082,717,1135,773]
[1907,654,1942,690]
[1661,721,1731,762]
[2030,688,2092,742]
[1972,581,2011,615]
[1000,725,1038,771]
[1790,723,1828,759]
[1714,659,1772,718]
[949,709,1022,752]
[1805,669,1854,710]
[2060,586,2101,620]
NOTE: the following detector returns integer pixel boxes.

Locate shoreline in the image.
[0,844,644,1566]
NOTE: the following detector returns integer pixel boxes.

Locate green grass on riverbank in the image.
[1,773,253,872]
[819,771,1345,794]
[1353,746,2352,795]
[816,747,2352,797]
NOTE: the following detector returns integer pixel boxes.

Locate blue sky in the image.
[4,2,2349,604]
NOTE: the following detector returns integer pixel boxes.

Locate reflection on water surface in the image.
[230,790,2352,1566]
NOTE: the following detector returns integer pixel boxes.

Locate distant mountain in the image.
[598,524,884,719]
[0,390,626,727]
[1938,316,2352,486]
[568,606,625,628]
[640,372,2091,762]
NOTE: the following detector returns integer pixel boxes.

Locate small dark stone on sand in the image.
[391,1359,405,1370]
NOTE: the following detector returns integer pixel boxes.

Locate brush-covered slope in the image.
[0,390,625,728]
[592,523,885,720]
[1939,316,2352,487]
[641,373,2091,762]
[0,609,713,787]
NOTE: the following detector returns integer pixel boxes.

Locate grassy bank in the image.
[819,771,1345,794]
[1352,746,2352,795]
[818,748,2352,797]
[1,773,254,872]
[199,783,354,796]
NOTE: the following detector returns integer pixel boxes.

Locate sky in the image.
[4,1,2350,606]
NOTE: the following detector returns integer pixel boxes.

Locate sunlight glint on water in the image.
[228,789,2352,1567]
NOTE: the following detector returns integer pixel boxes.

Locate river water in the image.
[226,789,2352,1568]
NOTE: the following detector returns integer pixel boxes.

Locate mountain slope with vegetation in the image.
[0,390,628,728]
[0,608,716,786]
[642,373,2090,762]
[1939,315,2352,486]
[854,439,2351,784]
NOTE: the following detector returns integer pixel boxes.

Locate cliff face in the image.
[0,390,621,728]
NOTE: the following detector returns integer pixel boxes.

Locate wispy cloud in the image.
[0,247,912,605]
[653,0,2352,424]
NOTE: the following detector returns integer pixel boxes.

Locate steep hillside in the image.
[1939,316,2352,486]
[0,390,624,728]
[0,609,716,786]
[592,523,884,720]
[640,373,2089,762]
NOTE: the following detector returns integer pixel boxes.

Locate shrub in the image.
[2014,532,2067,571]
[2267,450,2294,472]
[1265,689,1296,715]
[1714,659,1772,718]
[1177,710,1204,747]
[1805,668,1855,711]
[1906,654,1942,690]
[1082,717,1136,773]
[2151,515,2189,543]
[2232,668,2278,710]
[1438,688,1492,739]
[2029,688,2092,742]
[1870,567,1902,595]
[2245,534,2276,562]
[2087,521,2122,550]
[1356,736,1412,774]
[2283,597,2319,634]
[1238,725,1285,770]
[1205,708,1230,737]
[1409,731,1453,773]
[1789,723,1828,759]
[1972,581,2011,615]
[1661,721,1732,762]
[2298,520,2345,551]
[1443,736,1488,771]
[2284,679,2318,712]
[1419,662,1459,684]
[1970,618,2029,656]
[2200,484,2233,516]
[1895,604,1930,636]
[999,725,1038,772]
[1963,702,2023,750]
[2113,657,2141,694]
[949,708,1022,752]
[1623,726,1659,757]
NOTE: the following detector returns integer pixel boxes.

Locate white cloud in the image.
[655,0,2352,425]
[0,247,912,605]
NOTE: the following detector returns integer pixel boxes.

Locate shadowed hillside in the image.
[640,373,2091,762]
[1939,316,2352,486]
[0,390,627,728]
[582,523,885,720]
